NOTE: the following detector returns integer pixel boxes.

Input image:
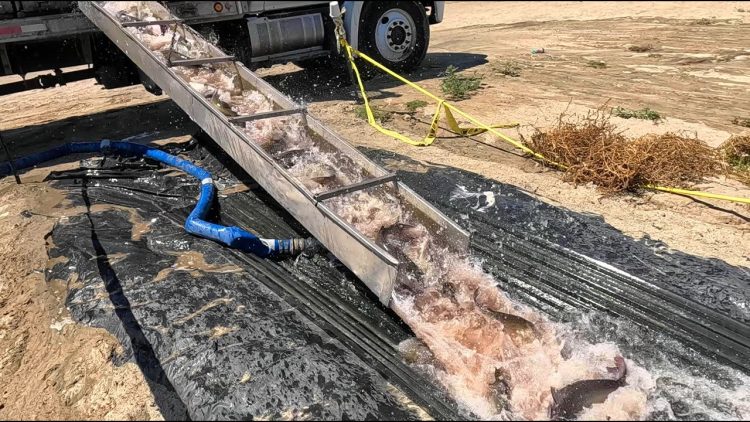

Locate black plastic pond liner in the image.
[360,148,750,374]
[44,139,465,421]
[41,136,750,420]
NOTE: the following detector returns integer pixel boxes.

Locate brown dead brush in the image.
[629,133,721,187]
[527,114,721,193]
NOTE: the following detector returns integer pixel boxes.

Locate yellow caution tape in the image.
[344,43,518,147]
[644,185,750,205]
[341,39,750,206]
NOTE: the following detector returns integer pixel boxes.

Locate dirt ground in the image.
[1,1,749,420]
[0,77,191,421]
[0,169,165,420]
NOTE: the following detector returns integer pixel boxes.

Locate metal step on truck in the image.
[0,1,444,94]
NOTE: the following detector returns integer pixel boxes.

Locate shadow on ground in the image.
[2,100,197,158]
[260,52,488,104]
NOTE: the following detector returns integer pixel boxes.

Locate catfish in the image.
[548,356,628,420]
[489,367,513,413]
[377,223,425,289]
[274,148,307,167]
[473,290,540,339]
[209,91,238,117]
[304,163,337,187]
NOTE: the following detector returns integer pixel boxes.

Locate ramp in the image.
[76,1,469,305]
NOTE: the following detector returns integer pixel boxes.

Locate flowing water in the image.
[100,3,750,419]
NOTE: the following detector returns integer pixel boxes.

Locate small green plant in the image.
[628,44,653,53]
[721,136,750,173]
[728,155,750,172]
[440,65,482,100]
[732,117,750,128]
[354,105,392,123]
[586,60,607,69]
[494,60,522,77]
[405,100,429,112]
[612,106,662,121]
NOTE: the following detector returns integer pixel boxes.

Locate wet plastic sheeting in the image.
[362,149,750,371]
[43,138,750,420]
[365,151,750,322]
[46,141,462,421]
[363,150,750,420]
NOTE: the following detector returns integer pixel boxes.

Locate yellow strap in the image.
[345,44,517,146]
[342,40,750,206]
[644,184,750,205]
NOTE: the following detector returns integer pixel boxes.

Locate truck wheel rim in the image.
[375,8,416,62]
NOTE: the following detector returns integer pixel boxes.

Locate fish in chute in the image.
[549,356,628,420]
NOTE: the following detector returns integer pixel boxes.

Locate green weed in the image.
[440,65,483,100]
[587,60,607,69]
[354,105,392,123]
[612,106,662,121]
[731,117,750,128]
[494,60,522,77]
[628,44,654,53]
[405,100,429,112]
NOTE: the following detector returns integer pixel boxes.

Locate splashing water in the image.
[386,242,652,420]
[451,185,496,213]
[561,311,750,421]
[101,3,750,420]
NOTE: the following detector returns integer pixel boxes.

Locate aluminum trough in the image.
[77,1,469,305]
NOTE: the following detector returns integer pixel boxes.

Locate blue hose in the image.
[0,140,307,258]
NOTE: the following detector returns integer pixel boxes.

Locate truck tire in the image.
[358,1,429,76]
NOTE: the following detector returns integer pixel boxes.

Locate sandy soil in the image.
[1,1,749,419]
[0,168,164,420]
[0,75,191,420]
